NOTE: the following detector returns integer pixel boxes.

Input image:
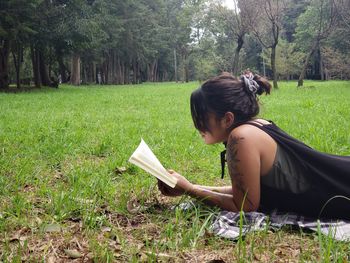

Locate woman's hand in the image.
[157,170,193,197]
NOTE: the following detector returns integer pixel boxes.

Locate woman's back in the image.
[240,120,350,219]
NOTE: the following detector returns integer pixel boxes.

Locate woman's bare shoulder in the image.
[229,119,277,175]
[229,119,276,148]
[231,119,269,137]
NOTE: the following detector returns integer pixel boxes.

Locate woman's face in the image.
[199,114,230,144]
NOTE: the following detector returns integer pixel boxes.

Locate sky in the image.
[222,0,236,10]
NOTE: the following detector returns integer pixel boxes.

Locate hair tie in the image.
[242,73,259,95]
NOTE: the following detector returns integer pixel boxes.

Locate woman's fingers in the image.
[157,179,184,196]
[157,180,165,192]
[158,179,170,195]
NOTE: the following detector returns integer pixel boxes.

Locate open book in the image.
[128,139,178,188]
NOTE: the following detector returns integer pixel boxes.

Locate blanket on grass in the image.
[210,210,350,242]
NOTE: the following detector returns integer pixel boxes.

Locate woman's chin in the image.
[202,138,210,144]
[203,139,215,145]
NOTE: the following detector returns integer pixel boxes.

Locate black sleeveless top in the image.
[236,121,350,220]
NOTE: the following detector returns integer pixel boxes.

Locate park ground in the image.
[0,80,350,262]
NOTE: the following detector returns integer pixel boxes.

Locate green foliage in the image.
[294,0,334,51]
[321,46,350,79]
[261,39,305,79]
[281,0,309,42]
[41,0,108,53]
[193,54,218,81]
[189,3,239,75]
[0,0,39,40]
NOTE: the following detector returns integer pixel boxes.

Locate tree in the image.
[0,0,38,89]
[0,39,11,89]
[197,2,237,75]
[281,0,309,42]
[334,0,350,29]
[321,46,350,79]
[65,1,105,86]
[295,0,338,87]
[213,1,249,76]
[167,0,197,83]
[261,39,304,80]
[246,0,287,89]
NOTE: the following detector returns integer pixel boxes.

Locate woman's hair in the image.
[190,71,271,132]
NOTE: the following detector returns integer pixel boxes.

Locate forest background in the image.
[1,0,350,90]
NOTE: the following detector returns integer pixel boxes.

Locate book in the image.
[128,139,178,188]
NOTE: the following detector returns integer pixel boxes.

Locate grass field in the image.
[0,80,350,262]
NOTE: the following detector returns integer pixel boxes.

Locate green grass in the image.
[0,80,349,261]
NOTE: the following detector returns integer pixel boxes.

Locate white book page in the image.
[129,139,178,188]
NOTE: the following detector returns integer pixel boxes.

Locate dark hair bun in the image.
[253,74,271,95]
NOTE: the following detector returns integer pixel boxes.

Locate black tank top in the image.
[238,120,350,220]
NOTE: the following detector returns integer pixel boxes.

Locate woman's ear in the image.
[223,112,234,129]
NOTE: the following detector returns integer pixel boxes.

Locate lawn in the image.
[0,80,349,262]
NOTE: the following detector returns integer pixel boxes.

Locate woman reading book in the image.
[158,72,350,219]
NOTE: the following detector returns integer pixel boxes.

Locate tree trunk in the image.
[148,60,157,82]
[107,52,112,84]
[181,51,188,83]
[136,61,141,83]
[92,62,96,83]
[115,57,120,84]
[39,49,52,86]
[184,55,189,83]
[118,57,123,84]
[106,51,114,84]
[298,40,319,87]
[111,51,117,84]
[147,64,151,81]
[163,71,168,81]
[132,60,137,84]
[270,45,278,89]
[30,45,41,88]
[101,57,107,84]
[71,53,81,86]
[0,39,11,89]
[12,42,21,89]
[174,49,177,83]
[56,50,68,83]
[125,62,129,84]
[102,60,108,84]
[81,59,92,84]
[233,35,244,76]
[82,61,87,84]
[88,61,95,83]
[154,60,158,82]
[120,62,125,84]
[319,47,324,81]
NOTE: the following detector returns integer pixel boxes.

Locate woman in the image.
[158,72,350,219]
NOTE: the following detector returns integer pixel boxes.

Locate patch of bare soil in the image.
[0,223,90,262]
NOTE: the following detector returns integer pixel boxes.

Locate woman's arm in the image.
[187,184,239,211]
[158,173,239,211]
[158,174,239,211]
[226,129,262,212]
[193,185,233,194]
